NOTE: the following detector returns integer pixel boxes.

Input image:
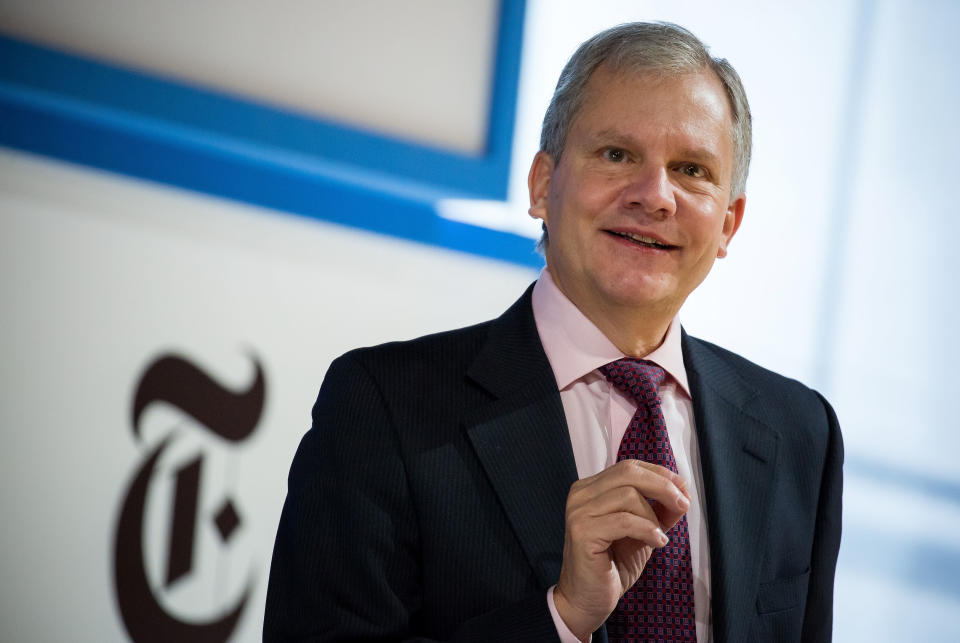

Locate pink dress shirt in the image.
[531,269,713,643]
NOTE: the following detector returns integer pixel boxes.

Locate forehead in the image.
[572,64,735,160]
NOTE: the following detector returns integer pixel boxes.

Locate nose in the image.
[621,165,676,217]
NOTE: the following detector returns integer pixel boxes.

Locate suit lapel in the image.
[465,287,579,588]
[682,332,780,643]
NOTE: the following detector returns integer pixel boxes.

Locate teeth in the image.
[616,231,668,247]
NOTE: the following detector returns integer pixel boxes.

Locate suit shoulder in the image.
[684,335,833,421]
[336,318,495,378]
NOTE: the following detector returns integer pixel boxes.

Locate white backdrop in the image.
[0,0,499,154]
[0,148,536,641]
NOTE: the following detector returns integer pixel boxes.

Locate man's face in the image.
[529,65,745,323]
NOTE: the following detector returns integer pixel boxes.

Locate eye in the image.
[678,163,706,178]
[601,147,627,162]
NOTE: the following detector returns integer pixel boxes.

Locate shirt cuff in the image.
[547,585,591,643]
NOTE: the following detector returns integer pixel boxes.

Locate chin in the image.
[600,289,676,315]
[600,275,676,306]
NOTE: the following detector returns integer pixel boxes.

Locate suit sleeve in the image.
[801,393,844,642]
[263,353,561,642]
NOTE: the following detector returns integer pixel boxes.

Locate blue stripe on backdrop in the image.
[0,0,541,269]
[0,0,524,198]
[847,455,960,508]
[0,95,543,269]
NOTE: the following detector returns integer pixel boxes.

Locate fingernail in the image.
[655,528,669,546]
[677,494,690,510]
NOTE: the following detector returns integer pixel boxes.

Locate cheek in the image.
[688,201,730,242]
[692,222,728,266]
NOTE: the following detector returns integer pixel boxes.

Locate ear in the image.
[716,193,746,258]
[527,151,555,223]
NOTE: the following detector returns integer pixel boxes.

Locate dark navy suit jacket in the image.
[264,286,843,642]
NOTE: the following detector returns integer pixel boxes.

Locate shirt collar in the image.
[531,268,690,397]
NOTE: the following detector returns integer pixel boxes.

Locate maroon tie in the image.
[600,358,696,642]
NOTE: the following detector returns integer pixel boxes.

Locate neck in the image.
[583,300,674,358]
[545,267,677,358]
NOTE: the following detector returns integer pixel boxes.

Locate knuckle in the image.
[618,485,639,504]
[617,459,640,475]
[660,473,679,493]
[613,459,633,474]
[624,460,651,483]
[566,483,586,506]
[568,517,589,541]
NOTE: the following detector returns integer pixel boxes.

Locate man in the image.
[264,22,842,643]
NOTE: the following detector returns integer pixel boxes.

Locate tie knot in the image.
[599,358,665,405]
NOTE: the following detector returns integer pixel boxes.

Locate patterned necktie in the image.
[600,358,696,643]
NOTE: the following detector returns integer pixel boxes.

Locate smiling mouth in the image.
[607,230,676,249]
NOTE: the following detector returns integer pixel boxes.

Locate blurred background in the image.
[1,0,958,640]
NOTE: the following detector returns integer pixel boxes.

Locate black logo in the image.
[114,353,265,642]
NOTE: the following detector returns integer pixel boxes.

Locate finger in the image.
[625,459,689,498]
[576,459,686,499]
[570,511,670,551]
[650,498,685,533]
[569,483,659,526]
[567,473,691,543]
[571,460,689,518]
[622,460,689,514]
[608,461,689,531]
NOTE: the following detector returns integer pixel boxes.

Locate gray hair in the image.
[539,21,752,198]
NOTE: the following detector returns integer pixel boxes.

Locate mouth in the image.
[605,230,676,250]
